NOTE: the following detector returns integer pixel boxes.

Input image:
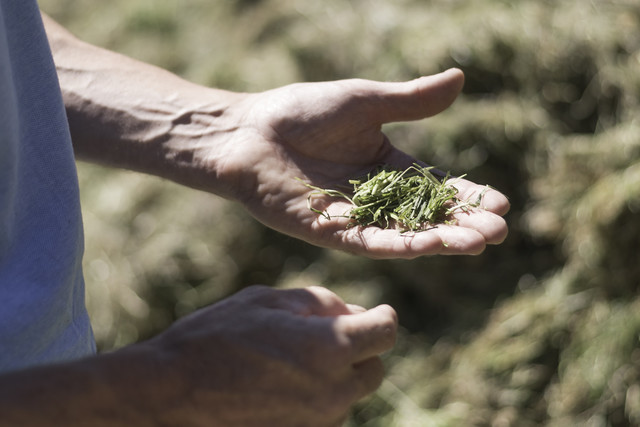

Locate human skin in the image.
[0,13,510,426]
[0,286,398,426]
[43,16,509,259]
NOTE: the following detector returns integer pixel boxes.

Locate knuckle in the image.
[376,305,399,346]
[307,285,342,303]
[238,284,271,297]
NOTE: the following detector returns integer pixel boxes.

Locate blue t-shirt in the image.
[0,0,95,372]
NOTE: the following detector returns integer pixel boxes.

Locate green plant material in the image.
[303,164,483,232]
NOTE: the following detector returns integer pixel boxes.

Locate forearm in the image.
[0,345,184,426]
[42,14,247,198]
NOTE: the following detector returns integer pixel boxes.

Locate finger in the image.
[351,357,386,399]
[311,208,500,258]
[346,304,367,314]
[422,223,487,255]
[450,209,508,245]
[278,286,353,317]
[333,226,484,258]
[450,177,511,216]
[367,68,465,124]
[336,304,398,363]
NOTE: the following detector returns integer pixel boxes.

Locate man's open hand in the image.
[200,69,509,257]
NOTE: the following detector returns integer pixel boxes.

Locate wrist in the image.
[153,88,252,199]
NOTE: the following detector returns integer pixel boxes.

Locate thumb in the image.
[367,68,465,124]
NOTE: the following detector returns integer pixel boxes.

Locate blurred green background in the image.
[39,0,640,425]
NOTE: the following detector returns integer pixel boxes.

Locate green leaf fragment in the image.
[300,164,485,232]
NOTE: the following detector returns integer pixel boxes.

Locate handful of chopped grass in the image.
[303,164,482,232]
